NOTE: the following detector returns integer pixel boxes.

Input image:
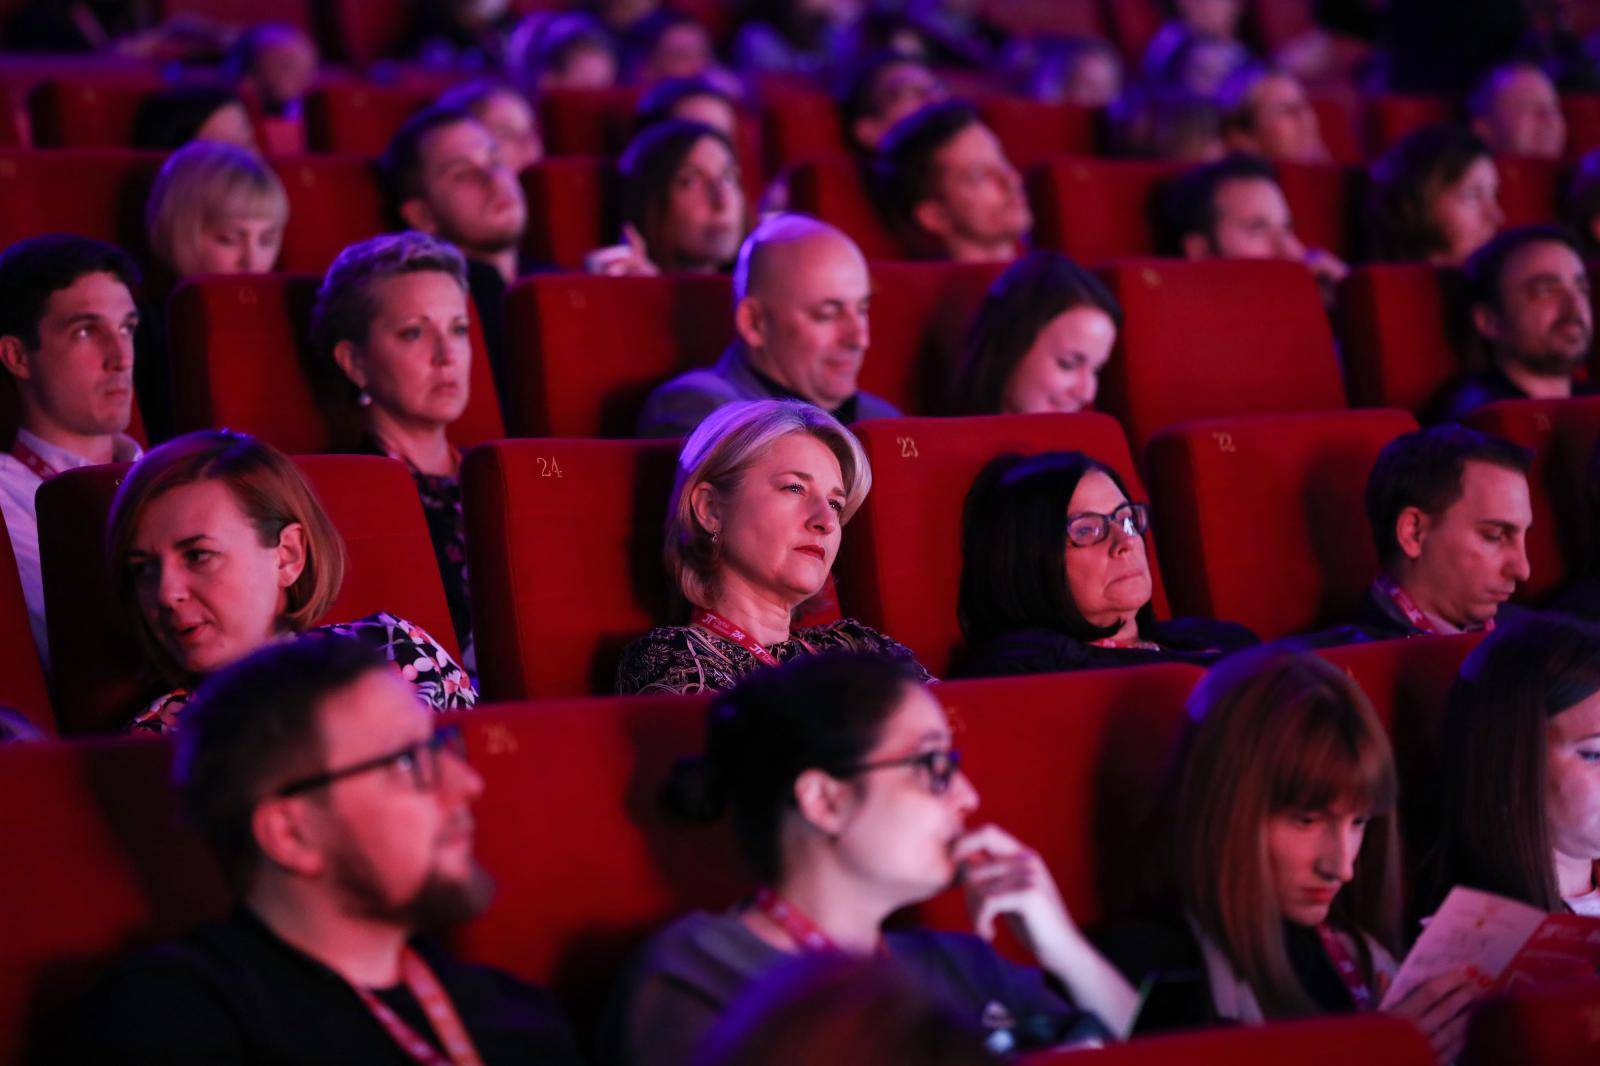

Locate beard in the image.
[1511,342,1589,377]
[332,847,497,932]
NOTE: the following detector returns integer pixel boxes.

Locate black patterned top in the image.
[614,617,934,696]
[131,611,477,734]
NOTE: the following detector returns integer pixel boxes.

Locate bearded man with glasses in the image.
[72,635,584,1064]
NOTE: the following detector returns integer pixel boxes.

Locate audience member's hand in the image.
[953,824,1078,957]
[583,223,660,277]
[1306,247,1348,287]
[1381,967,1484,1065]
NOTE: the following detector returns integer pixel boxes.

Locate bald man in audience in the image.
[636,215,900,438]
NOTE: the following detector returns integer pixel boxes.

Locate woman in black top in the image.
[956,450,1255,678]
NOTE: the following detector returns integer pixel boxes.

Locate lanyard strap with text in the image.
[10,440,59,482]
[752,887,888,958]
[1374,576,1493,636]
[693,610,782,666]
[350,948,484,1066]
[1315,923,1375,1011]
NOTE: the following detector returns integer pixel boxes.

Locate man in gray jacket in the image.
[636,214,902,437]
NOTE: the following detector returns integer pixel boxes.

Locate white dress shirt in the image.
[0,428,142,671]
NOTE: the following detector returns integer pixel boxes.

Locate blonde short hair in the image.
[145,141,288,274]
[665,399,872,608]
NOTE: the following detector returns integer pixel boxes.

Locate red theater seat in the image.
[167,273,503,453]
[1028,1013,1432,1065]
[0,523,53,735]
[26,77,162,148]
[520,156,618,270]
[860,260,1007,414]
[786,157,906,260]
[537,87,643,156]
[1308,90,1367,166]
[1337,263,1470,416]
[39,455,459,734]
[0,148,163,254]
[1463,982,1600,1066]
[1027,157,1182,263]
[838,413,1167,677]
[1462,397,1600,604]
[304,83,433,155]
[1562,93,1600,157]
[1368,94,1455,154]
[1496,155,1563,227]
[270,155,389,273]
[1098,258,1346,451]
[322,0,418,66]
[975,95,1098,170]
[1276,161,1360,259]
[502,273,733,437]
[1146,408,1420,640]
[761,86,850,172]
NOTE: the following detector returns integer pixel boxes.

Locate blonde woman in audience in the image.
[109,429,474,733]
[615,399,929,694]
[1104,648,1480,1061]
[312,232,478,674]
[145,140,288,279]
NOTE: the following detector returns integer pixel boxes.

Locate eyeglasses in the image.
[841,748,963,795]
[276,723,467,797]
[1065,502,1150,549]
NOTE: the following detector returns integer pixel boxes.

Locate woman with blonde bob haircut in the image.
[145,140,289,278]
[108,429,475,733]
[616,398,929,695]
[1109,648,1481,1060]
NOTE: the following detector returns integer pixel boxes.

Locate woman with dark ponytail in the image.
[609,652,1136,1065]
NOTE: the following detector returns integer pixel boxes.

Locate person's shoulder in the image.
[319,612,477,708]
[956,629,1087,678]
[1148,617,1259,652]
[615,625,733,695]
[1426,373,1509,424]
[854,390,902,420]
[637,372,741,437]
[618,624,698,663]
[414,941,585,1062]
[800,618,935,677]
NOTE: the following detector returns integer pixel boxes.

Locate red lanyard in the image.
[1374,576,1494,636]
[350,948,484,1066]
[10,440,60,481]
[753,887,839,952]
[693,609,782,666]
[1315,923,1375,1011]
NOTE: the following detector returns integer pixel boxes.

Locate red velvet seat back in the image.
[1337,263,1470,415]
[270,155,389,274]
[1561,93,1600,160]
[40,455,457,734]
[463,438,682,698]
[975,95,1097,170]
[860,260,1007,415]
[1368,95,1455,155]
[1099,258,1347,451]
[537,87,643,156]
[0,148,164,254]
[0,518,53,734]
[1029,1014,1432,1065]
[303,83,433,155]
[786,157,906,260]
[1147,408,1420,640]
[1308,88,1367,166]
[502,273,733,437]
[1462,982,1600,1066]
[838,413,1167,677]
[1496,155,1563,227]
[520,155,618,270]
[761,86,849,172]
[1277,161,1360,259]
[1026,157,1181,263]
[27,78,161,147]
[167,273,504,454]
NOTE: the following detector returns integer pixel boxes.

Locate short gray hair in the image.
[145,140,288,273]
[309,230,468,360]
[665,399,872,608]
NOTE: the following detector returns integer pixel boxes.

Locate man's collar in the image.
[736,346,860,422]
[15,427,141,471]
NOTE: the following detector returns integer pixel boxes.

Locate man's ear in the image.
[1472,303,1504,344]
[912,197,953,239]
[398,197,438,235]
[793,767,856,838]
[251,798,327,878]
[1395,506,1431,562]
[0,336,33,383]
[734,296,766,350]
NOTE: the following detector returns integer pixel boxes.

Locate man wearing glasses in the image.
[74,635,584,1063]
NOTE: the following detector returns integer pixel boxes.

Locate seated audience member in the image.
[1217,65,1331,163]
[1565,148,1600,255]
[312,232,478,674]
[70,635,583,1062]
[616,399,927,695]
[436,80,544,174]
[1144,29,1253,100]
[1023,35,1122,109]
[957,452,1256,677]
[1430,225,1594,421]
[1103,647,1479,1059]
[1350,425,1532,639]
[587,120,746,276]
[133,86,260,154]
[1108,85,1226,162]
[1432,613,1600,916]
[0,235,143,670]
[513,11,619,91]
[1468,61,1567,160]
[1163,153,1347,300]
[1142,0,1246,78]
[874,101,1032,262]
[609,652,1137,1064]
[636,74,742,138]
[145,140,288,279]
[839,52,949,154]
[228,21,318,119]
[950,251,1121,415]
[636,215,898,437]
[622,8,716,84]
[1367,124,1504,265]
[733,0,858,77]
[380,105,532,400]
[108,429,474,732]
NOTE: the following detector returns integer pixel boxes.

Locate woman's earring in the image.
[709,528,720,544]
[357,390,373,408]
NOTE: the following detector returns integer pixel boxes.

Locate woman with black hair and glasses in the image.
[956,451,1256,679]
[605,652,1137,1065]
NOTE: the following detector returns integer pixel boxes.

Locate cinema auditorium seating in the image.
[1337,264,1471,416]
[1027,157,1181,263]
[1028,1014,1433,1065]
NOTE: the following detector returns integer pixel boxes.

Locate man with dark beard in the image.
[1432,225,1596,422]
[71,636,584,1064]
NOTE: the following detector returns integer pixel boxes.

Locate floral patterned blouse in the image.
[614,617,934,696]
[130,611,477,735]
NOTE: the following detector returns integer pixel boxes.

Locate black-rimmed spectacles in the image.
[841,749,963,795]
[276,724,467,797]
[1066,502,1149,549]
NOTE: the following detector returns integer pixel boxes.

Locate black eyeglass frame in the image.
[1065,501,1150,549]
[840,748,964,794]
[275,723,467,798]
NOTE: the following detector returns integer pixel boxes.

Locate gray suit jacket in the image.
[634,344,902,437]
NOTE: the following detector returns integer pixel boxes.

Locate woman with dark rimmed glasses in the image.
[956,450,1256,679]
[605,652,1137,1065]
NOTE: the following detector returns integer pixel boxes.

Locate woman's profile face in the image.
[341,271,472,430]
[180,212,283,276]
[660,135,744,270]
[1427,155,1504,264]
[1264,805,1372,925]
[126,479,304,677]
[999,305,1116,415]
[1062,470,1151,628]
[1545,689,1600,880]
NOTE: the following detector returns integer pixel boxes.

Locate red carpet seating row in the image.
[1,640,1519,1064]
